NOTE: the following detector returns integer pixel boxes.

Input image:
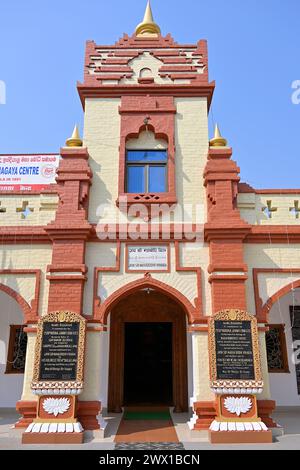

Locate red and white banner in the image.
[0,154,60,191]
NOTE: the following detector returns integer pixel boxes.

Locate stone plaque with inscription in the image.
[31,311,86,392]
[39,322,80,381]
[214,320,255,380]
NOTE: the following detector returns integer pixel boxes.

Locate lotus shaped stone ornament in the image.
[224,397,252,416]
[42,397,71,417]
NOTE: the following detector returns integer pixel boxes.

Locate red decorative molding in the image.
[253,268,300,322]
[239,183,300,195]
[45,147,93,315]
[93,241,203,322]
[204,146,251,313]
[15,401,37,428]
[246,226,300,243]
[15,400,102,430]
[257,400,277,428]
[191,399,278,431]
[2,224,300,245]
[78,36,214,109]
[117,96,177,209]
[0,226,51,244]
[95,273,201,325]
[1,224,300,245]
[0,269,41,322]
[192,401,217,430]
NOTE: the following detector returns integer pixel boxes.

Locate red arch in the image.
[0,283,33,324]
[261,279,300,322]
[96,275,199,325]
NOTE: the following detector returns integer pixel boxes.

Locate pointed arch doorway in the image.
[108,289,188,413]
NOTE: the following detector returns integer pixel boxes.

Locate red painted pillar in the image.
[45,147,92,315]
[204,147,250,313]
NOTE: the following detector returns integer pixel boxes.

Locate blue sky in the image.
[0,0,299,188]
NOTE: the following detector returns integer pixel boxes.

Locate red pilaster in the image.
[204,147,250,313]
[45,147,92,315]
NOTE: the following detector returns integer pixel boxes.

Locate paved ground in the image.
[1,408,300,450]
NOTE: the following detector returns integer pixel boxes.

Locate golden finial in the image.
[135,0,161,37]
[65,124,83,147]
[209,124,228,147]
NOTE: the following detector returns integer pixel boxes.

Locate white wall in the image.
[268,289,300,406]
[0,291,25,407]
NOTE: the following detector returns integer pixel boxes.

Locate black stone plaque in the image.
[39,322,80,381]
[215,320,255,380]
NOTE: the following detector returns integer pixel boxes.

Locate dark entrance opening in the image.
[108,290,188,413]
[123,322,173,405]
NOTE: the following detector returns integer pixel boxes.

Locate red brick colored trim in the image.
[204,146,251,313]
[238,183,300,195]
[192,400,278,431]
[77,401,101,430]
[77,83,215,110]
[93,241,204,322]
[15,401,37,428]
[79,36,214,108]
[0,226,51,243]
[95,273,201,325]
[0,269,41,322]
[45,146,93,315]
[2,224,300,245]
[125,242,171,274]
[245,226,300,243]
[117,96,177,208]
[255,274,300,323]
[253,268,300,322]
[256,189,300,194]
[257,400,277,428]
[209,274,248,282]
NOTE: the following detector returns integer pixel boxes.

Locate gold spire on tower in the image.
[209,124,228,147]
[135,0,161,38]
[65,124,83,147]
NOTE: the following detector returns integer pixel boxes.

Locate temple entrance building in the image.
[0,1,300,441]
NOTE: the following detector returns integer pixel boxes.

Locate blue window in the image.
[126,150,167,193]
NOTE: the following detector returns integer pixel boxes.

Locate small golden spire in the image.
[65,124,83,147]
[135,0,161,37]
[209,124,228,147]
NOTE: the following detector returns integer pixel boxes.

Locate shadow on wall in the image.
[89,160,115,222]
